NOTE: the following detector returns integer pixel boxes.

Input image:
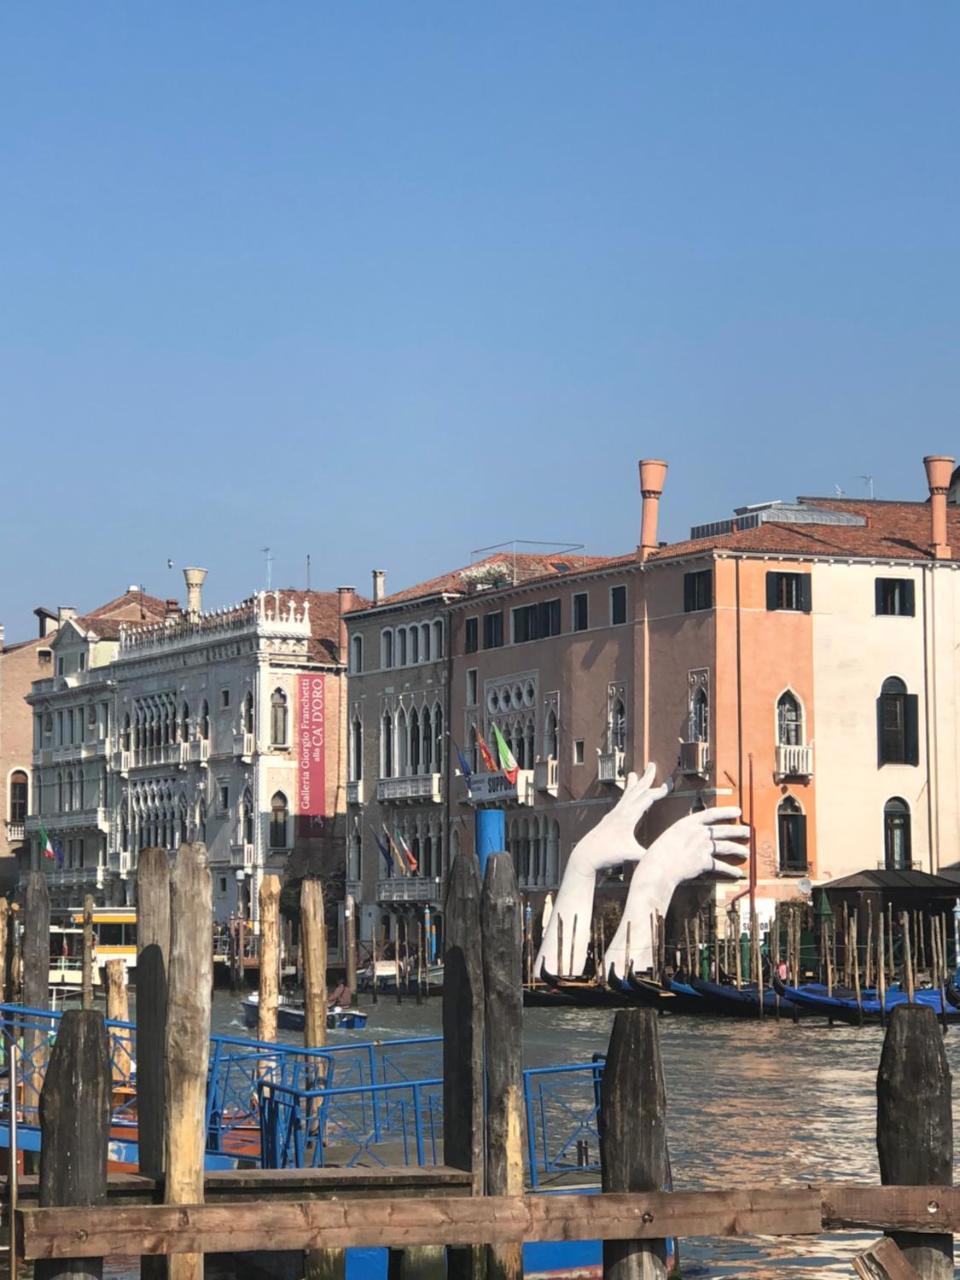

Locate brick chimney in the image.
[57,606,77,624]
[164,598,180,620]
[182,567,207,621]
[337,586,357,664]
[372,569,386,604]
[638,459,668,561]
[923,455,954,560]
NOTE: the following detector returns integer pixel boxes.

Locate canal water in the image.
[211,990,960,1277]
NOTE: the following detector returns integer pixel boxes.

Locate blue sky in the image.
[4,3,959,634]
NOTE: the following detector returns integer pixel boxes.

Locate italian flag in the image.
[491,724,519,785]
[39,823,56,860]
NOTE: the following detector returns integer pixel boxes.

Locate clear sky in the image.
[4,3,959,636]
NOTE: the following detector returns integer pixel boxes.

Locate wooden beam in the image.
[135,847,171,1183]
[821,1185,960,1233]
[17,1187,824,1260]
[854,1237,921,1280]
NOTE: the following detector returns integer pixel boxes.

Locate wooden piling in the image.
[371,928,380,1004]
[258,874,281,1049]
[104,960,132,1083]
[164,843,212,1280]
[301,878,328,1052]
[345,893,358,1003]
[0,897,9,1004]
[600,1009,670,1280]
[877,1004,953,1278]
[36,1008,111,1280]
[136,848,171,1185]
[23,871,51,1118]
[481,853,524,1280]
[878,910,887,1028]
[442,852,486,1280]
[901,912,915,1002]
[81,894,95,1011]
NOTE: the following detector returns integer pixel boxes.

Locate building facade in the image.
[26,577,356,933]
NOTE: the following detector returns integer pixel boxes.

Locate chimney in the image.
[372,569,386,604]
[638,459,668,561]
[923,456,955,561]
[337,586,357,664]
[183,567,207,621]
[57,606,77,624]
[164,598,180,620]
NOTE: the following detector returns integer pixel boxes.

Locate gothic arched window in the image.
[270,792,289,849]
[271,689,288,746]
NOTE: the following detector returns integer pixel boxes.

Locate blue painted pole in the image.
[475,809,505,879]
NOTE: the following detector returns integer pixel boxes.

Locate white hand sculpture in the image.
[534,763,670,978]
[603,806,749,980]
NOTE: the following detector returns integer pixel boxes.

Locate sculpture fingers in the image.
[693,806,742,825]
[704,824,751,841]
[711,841,748,860]
[709,857,746,879]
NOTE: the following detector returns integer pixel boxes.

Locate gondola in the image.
[624,969,706,1015]
[533,967,636,1007]
[688,975,811,1018]
[771,973,960,1025]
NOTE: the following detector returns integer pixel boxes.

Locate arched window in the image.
[180,703,190,742]
[200,700,210,741]
[777,796,807,874]
[469,724,478,774]
[397,708,409,774]
[9,771,27,824]
[545,708,559,759]
[421,707,432,772]
[398,629,407,666]
[884,798,911,870]
[351,717,363,782]
[348,827,361,880]
[65,770,73,813]
[433,705,444,773]
[198,798,207,845]
[381,630,394,669]
[423,833,433,879]
[382,712,394,777]
[271,689,288,746]
[409,708,420,774]
[243,692,254,734]
[525,718,535,769]
[270,792,289,849]
[350,635,363,674]
[178,795,188,846]
[242,787,254,845]
[611,699,626,751]
[409,627,419,664]
[777,692,803,746]
[421,623,431,663]
[878,677,918,766]
[123,713,132,751]
[432,619,443,659]
[690,687,709,743]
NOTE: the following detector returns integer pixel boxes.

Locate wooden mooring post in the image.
[164,844,212,1280]
[258,874,281,1049]
[877,1003,953,1279]
[22,871,51,1120]
[36,1007,111,1280]
[136,848,171,1186]
[81,895,95,1012]
[103,960,132,1083]
[600,1009,670,1280]
[482,854,524,1280]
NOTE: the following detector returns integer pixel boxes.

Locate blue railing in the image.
[523,1057,605,1189]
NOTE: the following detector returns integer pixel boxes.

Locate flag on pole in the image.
[382,825,407,875]
[395,828,419,874]
[491,723,519,785]
[372,828,394,874]
[39,823,56,861]
[453,740,473,783]
[476,730,498,774]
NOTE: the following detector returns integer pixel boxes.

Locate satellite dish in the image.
[798,878,812,897]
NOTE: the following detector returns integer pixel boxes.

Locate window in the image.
[683,570,713,613]
[483,611,505,649]
[466,669,478,706]
[776,691,804,746]
[777,796,807,873]
[877,677,919,766]
[219,876,227,894]
[200,701,210,740]
[243,692,254,734]
[432,619,444,658]
[271,689,288,746]
[573,739,585,765]
[381,712,394,777]
[610,585,627,625]
[218,783,229,813]
[9,772,27,824]
[78,652,86,672]
[464,618,479,654]
[381,630,394,669]
[409,627,419,664]
[242,787,254,845]
[876,578,915,617]
[573,593,589,632]
[766,572,812,613]
[220,689,230,709]
[544,708,559,759]
[511,600,560,644]
[884,798,912,870]
[350,634,363,674]
[351,718,363,782]
[689,687,708,743]
[198,799,207,844]
[270,792,288,848]
[398,629,408,665]
[611,699,626,751]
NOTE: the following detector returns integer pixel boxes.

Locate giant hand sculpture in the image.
[534,763,669,978]
[603,807,749,978]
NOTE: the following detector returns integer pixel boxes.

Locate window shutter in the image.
[706,570,714,609]
[766,573,779,612]
[904,579,916,617]
[684,575,694,613]
[797,814,808,871]
[875,579,884,615]
[905,694,920,766]
[876,696,886,767]
[800,576,812,613]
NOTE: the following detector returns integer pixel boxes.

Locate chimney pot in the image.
[924,455,955,560]
[337,586,357,665]
[183,567,208,621]
[57,606,77,624]
[638,459,668,561]
[372,569,386,604]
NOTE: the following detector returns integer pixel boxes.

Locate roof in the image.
[823,868,959,893]
[71,589,168,640]
[355,552,615,613]
[273,589,370,663]
[651,497,960,565]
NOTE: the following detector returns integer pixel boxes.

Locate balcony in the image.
[231,843,256,869]
[775,743,814,781]
[5,821,25,844]
[377,774,443,804]
[347,779,364,806]
[466,769,534,807]
[112,749,131,775]
[27,809,110,834]
[179,739,210,766]
[81,737,109,760]
[679,741,709,777]
[534,757,559,797]
[131,743,184,769]
[233,732,255,761]
[597,749,626,787]
[377,876,444,904]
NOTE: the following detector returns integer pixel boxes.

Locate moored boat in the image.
[241,992,369,1032]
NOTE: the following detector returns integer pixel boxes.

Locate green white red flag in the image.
[491,723,519,785]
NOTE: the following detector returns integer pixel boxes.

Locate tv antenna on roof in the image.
[860,475,876,500]
[262,546,273,590]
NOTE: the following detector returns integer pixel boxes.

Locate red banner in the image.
[297,674,327,838]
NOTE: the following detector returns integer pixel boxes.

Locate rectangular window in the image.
[78,652,86,671]
[573,593,588,632]
[483,611,505,649]
[221,689,230,709]
[610,585,627,625]
[466,669,478,706]
[219,783,229,812]
[766,572,812,613]
[875,578,915,617]
[573,739,585,765]
[464,617,479,654]
[683,570,713,613]
[511,600,561,644]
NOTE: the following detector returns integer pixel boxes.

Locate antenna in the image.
[860,475,876,500]
[833,485,845,498]
[306,553,311,591]
[261,546,273,590]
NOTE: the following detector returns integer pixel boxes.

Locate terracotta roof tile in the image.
[361,552,615,610]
